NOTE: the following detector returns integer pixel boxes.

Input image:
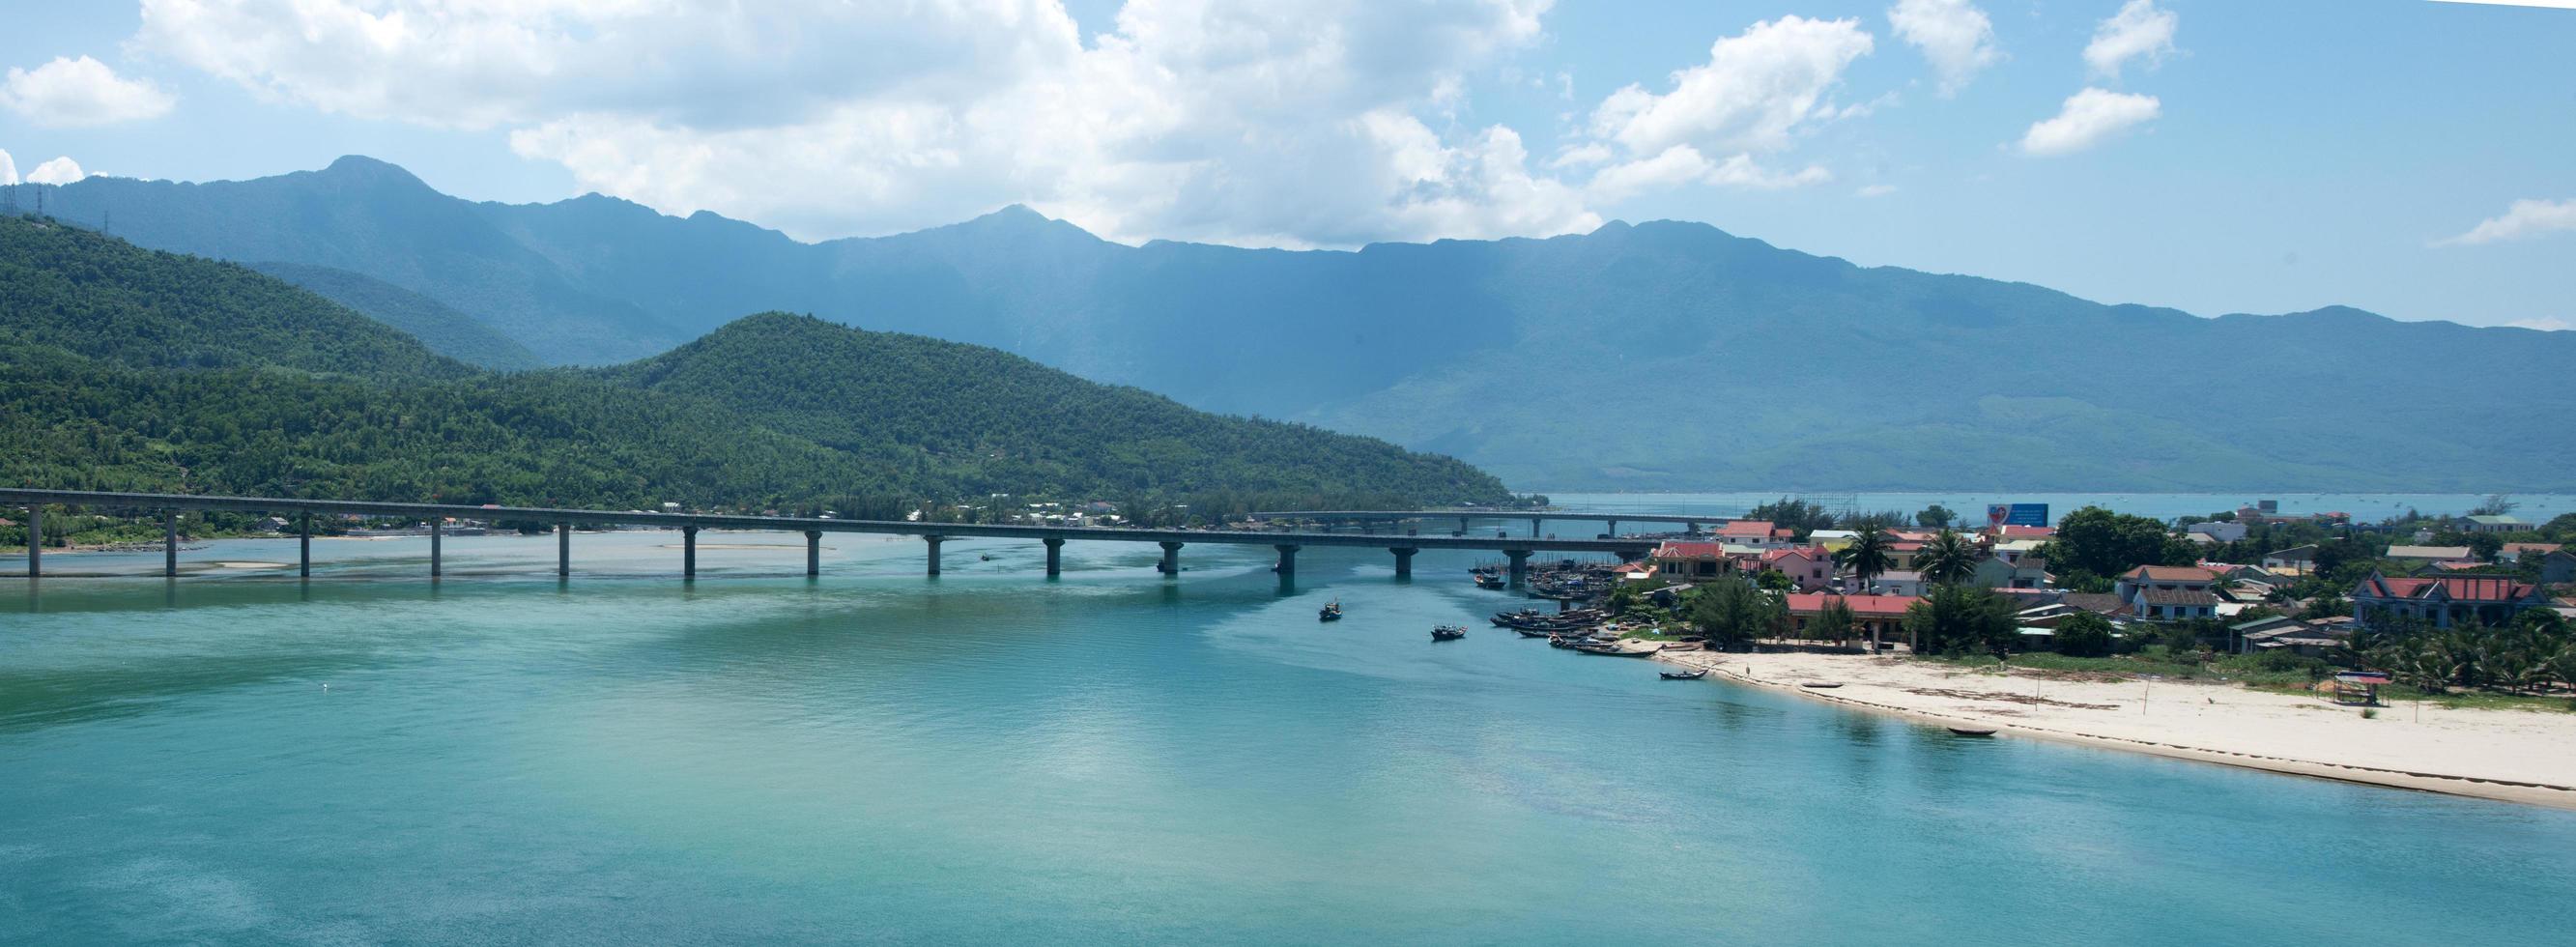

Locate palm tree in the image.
[1836,529,1894,593]
[1915,529,1978,587]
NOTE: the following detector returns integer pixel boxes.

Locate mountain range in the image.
[39,157,2576,492]
[0,215,1502,510]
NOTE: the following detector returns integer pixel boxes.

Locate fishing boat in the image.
[1799,681,1844,689]
[1945,726,1997,736]
[1318,601,1343,622]
[1431,625,1468,641]
[1659,669,1709,680]
[1474,573,1507,589]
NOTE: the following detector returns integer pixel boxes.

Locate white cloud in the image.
[1887,0,1998,96]
[2018,87,2159,156]
[0,56,175,127]
[1855,183,1897,198]
[2434,198,2576,246]
[0,148,15,186]
[1589,15,1875,156]
[2084,0,2178,80]
[142,0,1601,246]
[2504,316,2571,331]
[26,156,86,185]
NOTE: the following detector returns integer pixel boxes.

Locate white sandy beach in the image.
[1653,648,2576,809]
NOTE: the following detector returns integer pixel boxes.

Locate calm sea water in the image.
[6,531,2574,945]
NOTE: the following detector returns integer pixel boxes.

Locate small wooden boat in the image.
[1799,682,1844,689]
[1318,601,1343,622]
[1431,625,1468,641]
[1659,669,1709,680]
[1474,574,1507,589]
[1945,726,1998,736]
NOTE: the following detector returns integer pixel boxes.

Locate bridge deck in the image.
[5,490,1657,557]
[1252,509,1721,525]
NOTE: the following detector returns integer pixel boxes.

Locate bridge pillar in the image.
[1158,540,1183,576]
[805,530,821,576]
[1606,518,1617,537]
[925,535,943,576]
[299,512,312,578]
[682,526,700,579]
[430,519,443,578]
[1044,537,1065,577]
[558,523,572,578]
[1505,549,1532,587]
[1273,544,1299,577]
[1685,520,1700,534]
[1457,516,1470,535]
[1531,517,1543,537]
[1390,547,1417,578]
[164,510,178,578]
[24,504,38,578]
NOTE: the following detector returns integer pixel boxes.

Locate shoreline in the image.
[1651,648,2576,810]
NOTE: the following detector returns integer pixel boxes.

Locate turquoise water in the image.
[6,532,2575,944]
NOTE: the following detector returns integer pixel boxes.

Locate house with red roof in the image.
[1651,541,1734,581]
[1759,545,1836,590]
[1715,520,1795,549]
[2350,572,2553,629]
[2114,565,2219,622]
[1784,592,1920,646]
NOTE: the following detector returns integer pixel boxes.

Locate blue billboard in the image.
[1987,503,2049,528]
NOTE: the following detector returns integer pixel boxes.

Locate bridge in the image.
[4,489,1655,584]
[1250,508,1733,537]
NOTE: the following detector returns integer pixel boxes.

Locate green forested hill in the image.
[0,218,1506,508]
[250,261,543,370]
[0,216,466,380]
[47,158,2576,491]
[599,313,1505,502]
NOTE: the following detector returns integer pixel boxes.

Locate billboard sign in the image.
[1987,503,2049,528]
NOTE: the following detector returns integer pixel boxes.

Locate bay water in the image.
[5,531,2573,944]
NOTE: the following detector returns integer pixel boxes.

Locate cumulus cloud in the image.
[1887,0,1999,96]
[2434,198,2576,246]
[0,148,15,186]
[1854,183,1897,198]
[2084,0,2178,80]
[138,0,1602,245]
[1589,15,1875,156]
[0,55,175,127]
[2018,87,2159,156]
[26,156,86,185]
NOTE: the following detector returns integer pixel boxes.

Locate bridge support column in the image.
[1531,517,1542,537]
[1606,518,1617,537]
[1158,541,1183,576]
[805,531,821,576]
[682,526,699,579]
[1505,549,1531,587]
[1044,537,1064,577]
[24,504,39,578]
[299,512,312,578]
[430,519,443,578]
[1273,544,1299,577]
[1685,520,1699,534]
[925,535,943,576]
[558,523,572,578]
[164,511,179,578]
[1457,516,1470,535]
[1390,547,1417,579]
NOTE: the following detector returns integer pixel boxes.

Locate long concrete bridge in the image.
[1251,508,1732,537]
[5,489,1655,584]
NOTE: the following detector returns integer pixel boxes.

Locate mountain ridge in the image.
[38,158,2574,492]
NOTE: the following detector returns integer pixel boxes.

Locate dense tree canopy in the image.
[0,219,1512,510]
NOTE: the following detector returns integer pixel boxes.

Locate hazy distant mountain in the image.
[249,262,542,370]
[44,158,2576,492]
[0,216,1504,507]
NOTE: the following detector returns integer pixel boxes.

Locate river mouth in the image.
[7,532,2574,944]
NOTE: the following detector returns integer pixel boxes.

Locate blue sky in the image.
[1,1,2569,330]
